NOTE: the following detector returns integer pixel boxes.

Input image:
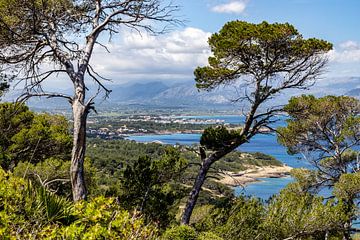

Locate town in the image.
[86,114,229,139]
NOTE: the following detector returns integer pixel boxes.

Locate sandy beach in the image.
[218,165,293,187]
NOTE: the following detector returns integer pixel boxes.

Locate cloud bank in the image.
[328,40,360,63]
[90,27,212,84]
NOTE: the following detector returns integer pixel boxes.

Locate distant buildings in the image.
[86,114,229,139]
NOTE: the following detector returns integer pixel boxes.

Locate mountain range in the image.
[3,76,360,110]
[101,76,360,107]
[107,81,238,106]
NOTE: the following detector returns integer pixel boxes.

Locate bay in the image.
[126,114,358,226]
[127,133,307,199]
[126,115,309,200]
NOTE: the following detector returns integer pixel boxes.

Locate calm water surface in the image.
[127,115,311,200]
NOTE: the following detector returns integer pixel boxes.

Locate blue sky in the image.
[182,0,360,44]
[84,0,360,89]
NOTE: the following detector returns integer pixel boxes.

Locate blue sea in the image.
[126,115,310,200]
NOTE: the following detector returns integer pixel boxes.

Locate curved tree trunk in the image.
[181,158,212,225]
[181,101,259,224]
[70,98,88,202]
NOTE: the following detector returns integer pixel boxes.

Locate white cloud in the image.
[211,1,247,14]
[320,40,360,80]
[90,27,212,83]
[339,40,360,50]
[328,40,360,63]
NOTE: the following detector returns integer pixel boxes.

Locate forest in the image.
[1,101,359,239]
[0,0,360,239]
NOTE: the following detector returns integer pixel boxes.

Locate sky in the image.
[64,0,360,88]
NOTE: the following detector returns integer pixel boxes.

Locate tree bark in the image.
[342,199,353,240]
[181,158,213,225]
[70,98,88,202]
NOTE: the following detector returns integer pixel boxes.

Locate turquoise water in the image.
[127,133,309,168]
[126,115,309,200]
[127,132,308,200]
[235,177,294,200]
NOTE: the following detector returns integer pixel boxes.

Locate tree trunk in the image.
[342,200,353,240]
[70,99,88,202]
[181,158,212,225]
[342,224,351,240]
[180,103,257,224]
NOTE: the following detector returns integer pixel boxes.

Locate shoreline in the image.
[217,165,293,187]
[124,126,270,137]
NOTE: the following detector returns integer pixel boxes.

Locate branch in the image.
[43,178,70,187]
[17,92,73,103]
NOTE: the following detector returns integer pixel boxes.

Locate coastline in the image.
[218,165,293,187]
[125,126,269,137]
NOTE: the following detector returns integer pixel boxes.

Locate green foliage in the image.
[194,197,264,240]
[62,197,157,240]
[162,225,223,240]
[29,182,74,225]
[0,168,158,239]
[87,139,169,176]
[197,232,223,240]
[0,0,80,46]
[277,95,360,224]
[288,168,318,193]
[0,103,72,170]
[262,186,349,239]
[120,147,188,228]
[218,198,264,240]
[200,126,242,150]
[334,172,360,202]
[0,168,74,238]
[278,95,360,155]
[10,113,72,163]
[162,225,197,240]
[14,158,71,195]
[195,21,332,90]
[0,103,34,169]
[191,188,351,240]
[13,157,99,198]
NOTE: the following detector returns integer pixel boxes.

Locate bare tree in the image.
[0,0,180,201]
[181,21,333,224]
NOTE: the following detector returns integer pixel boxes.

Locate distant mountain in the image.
[310,76,360,97]
[2,76,360,110]
[345,88,360,98]
[151,82,237,106]
[110,81,169,102]
[103,81,239,107]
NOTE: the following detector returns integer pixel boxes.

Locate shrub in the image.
[162,225,197,240]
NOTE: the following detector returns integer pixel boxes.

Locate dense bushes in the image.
[188,187,351,240]
[0,103,71,170]
[0,169,157,239]
[0,103,357,239]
